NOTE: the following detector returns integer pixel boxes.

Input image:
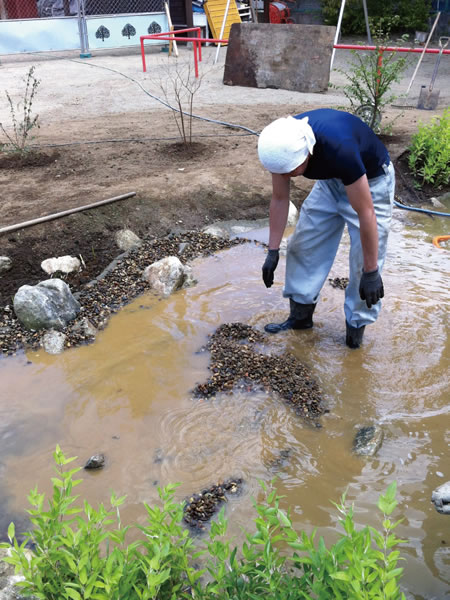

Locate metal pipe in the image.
[141,32,228,76]
[0,192,137,235]
[361,0,372,45]
[214,0,232,65]
[141,28,201,72]
[330,0,346,71]
[406,12,441,95]
[334,43,450,54]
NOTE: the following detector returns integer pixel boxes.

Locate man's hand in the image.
[262,249,279,288]
[359,268,384,308]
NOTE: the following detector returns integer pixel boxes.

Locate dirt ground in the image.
[0,45,448,307]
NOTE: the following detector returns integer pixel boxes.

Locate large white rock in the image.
[41,255,81,275]
[287,201,298,226]
[13,279,81,331]
[142,256,196,297]
[115,229,142,252]
[0,257,12,274]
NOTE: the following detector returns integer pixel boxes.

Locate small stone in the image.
[202,225,229,239]
[353,425,384,456]
[287,201,298,226]
[0,256,12,274]
[115,229,142,252]
[72,317,97,338]
[42,329,66,354]
[84,454,105,469]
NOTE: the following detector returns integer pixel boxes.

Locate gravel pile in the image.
[193,323,323,419]
[183,478,243,530]
[0,232,255,357]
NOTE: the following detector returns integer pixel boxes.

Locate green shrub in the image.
[322,0,431,35]
[408,108,450,188]
[1,446,407,599]
[333,28,409,130]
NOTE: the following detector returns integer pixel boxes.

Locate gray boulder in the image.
[353,425,384,456]
[142,256,196,297]
[0,257,12,275]
[431,481,450,515]
[13,279,81,331]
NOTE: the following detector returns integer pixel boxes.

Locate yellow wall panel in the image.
[204,0,241,43]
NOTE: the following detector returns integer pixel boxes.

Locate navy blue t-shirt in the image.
[295,109,390,186]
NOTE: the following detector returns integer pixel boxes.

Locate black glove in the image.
[262,249,279,288]
[359,268,384,309]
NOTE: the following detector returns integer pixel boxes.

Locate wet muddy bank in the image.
[0,231,261,357]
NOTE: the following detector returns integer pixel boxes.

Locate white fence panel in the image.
[85,13,168,49]
[0,17,80,54]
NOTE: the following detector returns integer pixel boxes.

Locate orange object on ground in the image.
[432,235,450,249]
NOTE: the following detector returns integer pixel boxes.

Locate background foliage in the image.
[408,108,450,187]
[321,0,432,35]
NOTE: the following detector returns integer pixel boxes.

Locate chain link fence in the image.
[0,0,165,19]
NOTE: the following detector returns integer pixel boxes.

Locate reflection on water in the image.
[1,209,449,599]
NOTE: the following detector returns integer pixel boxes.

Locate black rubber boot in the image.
[345,322,366,349]
[264,300,316,334]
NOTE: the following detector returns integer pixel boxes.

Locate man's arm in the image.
[345,174,378,271]
[346,174,385,308]
[268,174,291,250]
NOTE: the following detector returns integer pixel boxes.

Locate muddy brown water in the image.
[1,209,449,599]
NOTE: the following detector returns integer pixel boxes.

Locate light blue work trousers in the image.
[284,162,395,328]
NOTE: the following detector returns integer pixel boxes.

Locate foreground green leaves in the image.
[1,446,406,599]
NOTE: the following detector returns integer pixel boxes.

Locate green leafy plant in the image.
[0,446,201,600]
[334,27,409,131]
[407,108,450,188]
[0,66,41,157]
[1,447,407,600]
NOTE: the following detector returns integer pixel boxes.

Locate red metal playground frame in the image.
[140,28,227,77]
[140,30,450,78]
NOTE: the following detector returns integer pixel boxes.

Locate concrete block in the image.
[223,23,335,93]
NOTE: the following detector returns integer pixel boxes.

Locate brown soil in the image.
[0,105,443,308]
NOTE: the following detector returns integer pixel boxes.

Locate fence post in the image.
[77,0,91,58]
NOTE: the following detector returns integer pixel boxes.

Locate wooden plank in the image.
[204,0,241,43]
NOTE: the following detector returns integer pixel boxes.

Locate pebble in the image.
[84,453,106,469]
